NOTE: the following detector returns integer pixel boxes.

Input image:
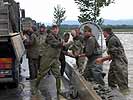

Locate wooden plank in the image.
[65,61,102,100]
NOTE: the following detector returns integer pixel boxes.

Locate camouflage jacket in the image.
[69,36,84,55]
[106,33,127,60]
[40,32,62,59]
[25,32,40,59]
[38,33,47,56]
[84,36,101,59]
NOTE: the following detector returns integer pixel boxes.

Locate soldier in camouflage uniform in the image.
[96,27,128,92]
[34,25,63,98]
[68,29,85,74]
[78,26,105,85]
[24,27,39,80]
[38,25,47,69]
[59,33,70,76]
[38,25,47,48]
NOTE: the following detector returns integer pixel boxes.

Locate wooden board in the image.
[65,59,102,100]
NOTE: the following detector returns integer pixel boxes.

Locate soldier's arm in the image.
[46,34,62,48]
[28,34,36,46]
[65,51,76,58]
[96,55,112,64]
[107,37,120,57]
[102,55,112,61]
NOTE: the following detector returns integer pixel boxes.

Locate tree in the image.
[74,0,114,25]
[53,4,66,27]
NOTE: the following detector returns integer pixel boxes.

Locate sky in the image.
[15,0,133,23]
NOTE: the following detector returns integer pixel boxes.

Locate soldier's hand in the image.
[62,41,67,46]
[96,58,103,64]
[23,35,27,40]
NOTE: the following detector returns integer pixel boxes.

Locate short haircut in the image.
[52,25,58,29]
[103,27,112,34]
[84,25,92,32]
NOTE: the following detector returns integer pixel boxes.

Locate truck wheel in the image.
[13,81,19,88]
[13,67,20,88]
[7,82,18,89]
[0,83,5,89]
[10,64,20,88]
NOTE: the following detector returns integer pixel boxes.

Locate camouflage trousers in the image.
[28,58,38,80]
[34,56,61,94]
[108,57,128,91]
[76,57,86,74]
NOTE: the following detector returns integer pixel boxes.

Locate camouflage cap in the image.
[103,27,112,34]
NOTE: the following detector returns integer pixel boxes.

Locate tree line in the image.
[53,0,115,26]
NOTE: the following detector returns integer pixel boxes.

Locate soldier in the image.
[39,25,46,34]
[34,25,63,99]
[96,27,128,92]
[59,32,70,76]
[38,25,47,46]
[38,25,47,69]
[68,29,85,74]
[75,28,83,40]
[24,27,39,80]
[78,26,105,85]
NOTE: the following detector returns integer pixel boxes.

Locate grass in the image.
[113,29,133,32]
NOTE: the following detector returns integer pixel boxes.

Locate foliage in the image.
[74,0,114,25]
[53,4,66,27]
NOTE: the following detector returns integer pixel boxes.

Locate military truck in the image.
[0,0,25,87]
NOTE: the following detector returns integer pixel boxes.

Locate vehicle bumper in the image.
[0,78,13,83]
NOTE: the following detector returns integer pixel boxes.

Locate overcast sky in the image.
[15,0,133,23]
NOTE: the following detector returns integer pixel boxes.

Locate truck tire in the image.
[9,64,20,88]
[8,81,18,89]
[13,65,20,88]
